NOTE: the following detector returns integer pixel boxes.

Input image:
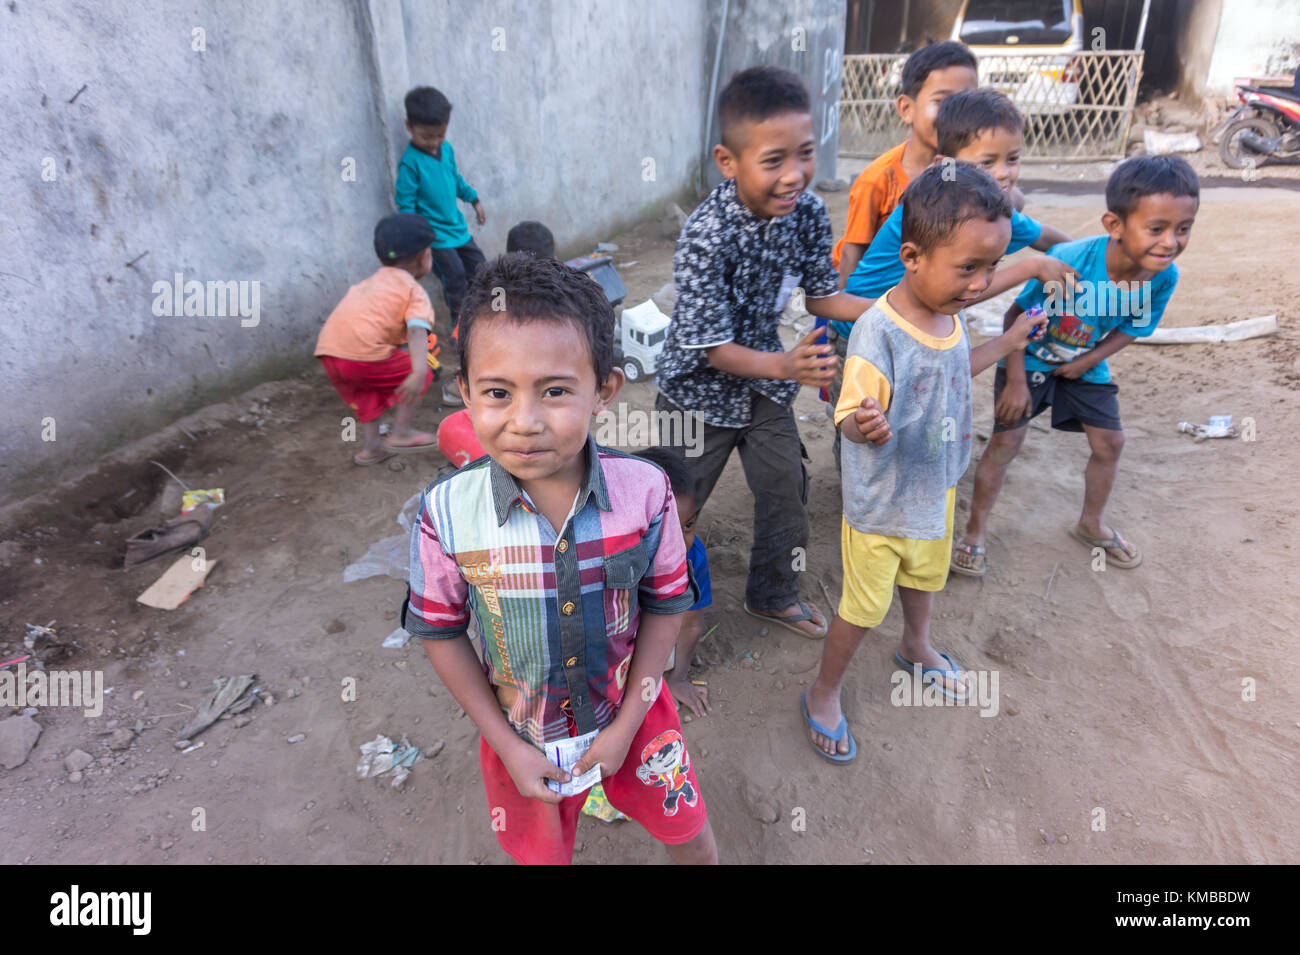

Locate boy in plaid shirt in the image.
[404,253,717,865]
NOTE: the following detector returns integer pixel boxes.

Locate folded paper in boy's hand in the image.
[546,730,602,797]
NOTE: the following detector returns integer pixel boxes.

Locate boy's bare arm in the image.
[423,635,567,802]
[573,610,682,777]
[614,611,680,730]
[1030,223,1071,252]
[397,325,430,404]
[964,256,1079,307]
[805,290,875,322]
[970,307,1048,376]
[707,325,837,387]
[1001,303,1028,379]
[836,243,867,288]
[839,395,891,445]
[992,303,1034,425]
[1053,330,1135,378]
[407,325,428,373]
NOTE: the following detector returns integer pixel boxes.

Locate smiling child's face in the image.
[900,65,979,151]
[458,315,621,490]
[903,214,1012,315]
[1105,192,1198,275]
[714,111,817,219]
[952,126,1023,195]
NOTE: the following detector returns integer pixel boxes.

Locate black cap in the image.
[374,213,436,263]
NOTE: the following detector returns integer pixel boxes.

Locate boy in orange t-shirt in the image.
[315,214,440,466]
[833,41,978,287]
[826,42,979,466]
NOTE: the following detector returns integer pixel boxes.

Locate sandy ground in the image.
[3,163,1299,865]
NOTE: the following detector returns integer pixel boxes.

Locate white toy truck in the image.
[614,299,670,382]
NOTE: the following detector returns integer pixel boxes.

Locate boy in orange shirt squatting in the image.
[314,214,440,466]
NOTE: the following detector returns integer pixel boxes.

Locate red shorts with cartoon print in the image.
[479,684,708,865]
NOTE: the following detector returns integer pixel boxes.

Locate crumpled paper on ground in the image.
[356,733,421,788]
[177,674,257,741]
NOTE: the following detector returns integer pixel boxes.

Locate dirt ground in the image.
[3,161,1299,865]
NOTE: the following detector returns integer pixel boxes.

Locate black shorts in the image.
[992,366,1122,433]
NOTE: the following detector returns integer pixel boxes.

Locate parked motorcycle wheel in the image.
[1219,116,1279,169]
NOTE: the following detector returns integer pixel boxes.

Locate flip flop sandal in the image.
[744,600,828,639]
[1067,526,1143,569]
[893,650,970,702]
[950,542,987,577]
[387,434,438,454]
[353,449,397,467]
[124,506,215,567]
[801,693,857,764]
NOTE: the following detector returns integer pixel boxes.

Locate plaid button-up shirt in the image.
[655,177,841,428]
[404,439,694,746]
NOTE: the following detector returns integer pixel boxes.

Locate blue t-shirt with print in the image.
[1014,235,1178,385]
[834,204,1044,338]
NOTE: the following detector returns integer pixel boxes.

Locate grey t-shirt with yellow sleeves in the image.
[833,290,973,540]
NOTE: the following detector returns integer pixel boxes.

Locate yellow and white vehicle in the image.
[950,0,1086,116]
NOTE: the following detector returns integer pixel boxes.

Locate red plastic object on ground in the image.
[437,409,485,468]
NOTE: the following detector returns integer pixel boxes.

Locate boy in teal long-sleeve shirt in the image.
[395,87,487,405]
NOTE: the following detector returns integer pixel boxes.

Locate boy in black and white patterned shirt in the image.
[656,66,878,639]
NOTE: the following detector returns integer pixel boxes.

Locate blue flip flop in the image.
[893,651,970,702]
[801,693,857,763]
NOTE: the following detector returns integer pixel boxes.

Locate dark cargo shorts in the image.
[992,366,1122,433]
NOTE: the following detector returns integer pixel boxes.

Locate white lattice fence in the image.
[840,51,1144,161]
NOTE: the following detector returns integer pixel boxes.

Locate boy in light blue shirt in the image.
[952,155,1199,577]
[841,90,1071,316]
[395,86,487,405]
[826,90,1074,463]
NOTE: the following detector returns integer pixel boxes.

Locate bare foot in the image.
[804,681,851,757]
[667,673,711,718]
[746,600,828,639]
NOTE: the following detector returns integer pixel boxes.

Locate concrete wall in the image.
[1172,0,1223,99]
[1,0,725,503]
[702,0,846,190]
[1205,0,1300,94]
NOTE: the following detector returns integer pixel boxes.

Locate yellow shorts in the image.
[838,487,956,629]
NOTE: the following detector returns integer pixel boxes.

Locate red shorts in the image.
[479,684,708,865]
[319,352,433,423]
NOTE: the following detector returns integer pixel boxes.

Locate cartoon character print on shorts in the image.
[635,729,697,816]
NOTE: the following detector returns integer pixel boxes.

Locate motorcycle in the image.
[1215,76,1300,168]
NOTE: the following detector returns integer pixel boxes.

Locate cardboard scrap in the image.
[137,555,220,609]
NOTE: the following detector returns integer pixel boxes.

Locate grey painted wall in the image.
[702,0,846,190]
[1,0,842,503]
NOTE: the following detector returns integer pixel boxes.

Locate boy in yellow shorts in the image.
[801,163,1047,761]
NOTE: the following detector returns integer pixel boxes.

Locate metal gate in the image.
[840,51,1144,161]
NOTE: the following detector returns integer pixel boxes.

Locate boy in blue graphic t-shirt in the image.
[952,155,1199,577]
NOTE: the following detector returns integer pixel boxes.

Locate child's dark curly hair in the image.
[458,252,615,386]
